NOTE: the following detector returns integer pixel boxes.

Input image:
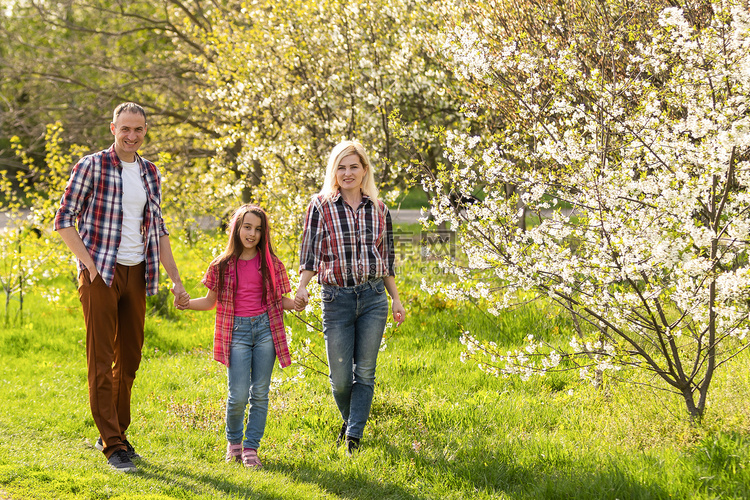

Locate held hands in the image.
[293,287,309,311]
[171,282,190,310]
[293,286,404,323]
[174,296,190,310]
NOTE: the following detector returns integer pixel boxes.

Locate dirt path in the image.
[0,209,32,230]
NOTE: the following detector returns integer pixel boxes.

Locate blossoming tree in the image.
[421,0,750,419]
[172,0,464,226]
[154,0,469,377]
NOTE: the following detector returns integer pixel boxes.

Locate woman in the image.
[295,140,406,455]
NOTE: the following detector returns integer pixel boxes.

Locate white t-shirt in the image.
[116,160,147,265]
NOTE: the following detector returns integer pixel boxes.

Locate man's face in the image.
[110,111,147,162]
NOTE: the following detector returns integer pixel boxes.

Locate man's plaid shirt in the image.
[54,145,167,296]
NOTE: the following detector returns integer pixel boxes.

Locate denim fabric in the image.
[226,313,276,449]
[322,278,388,440]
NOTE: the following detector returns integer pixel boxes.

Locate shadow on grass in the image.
[690,431,750,499]
[132,456,425,499]
[271,458,428,500]
[134,460,286,500]
[377,441,674,500]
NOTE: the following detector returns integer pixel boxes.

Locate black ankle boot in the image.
[346,436,360,456]
[336,422,348,447]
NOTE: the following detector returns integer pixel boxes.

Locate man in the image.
[55,102,189,473]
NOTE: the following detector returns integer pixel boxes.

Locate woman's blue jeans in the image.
[322,278,389,440]
[226,313,276,450]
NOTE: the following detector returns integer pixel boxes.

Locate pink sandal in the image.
[225,443,242,463]
[242,447,263,469]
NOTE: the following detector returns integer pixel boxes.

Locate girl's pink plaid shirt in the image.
[202,255,292,368]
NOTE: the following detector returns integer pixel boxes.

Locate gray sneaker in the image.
[96,437,141,460]
[123,439,141,460]
[107,449,137,473]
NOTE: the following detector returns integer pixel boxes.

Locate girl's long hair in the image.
[319,140,379,204]
[213,204,278,304]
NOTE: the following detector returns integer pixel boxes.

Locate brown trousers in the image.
[78,262,146,458]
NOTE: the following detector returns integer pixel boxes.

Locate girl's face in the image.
[237,212,263,256]
[336,153,366,193]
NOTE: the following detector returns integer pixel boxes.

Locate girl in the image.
[295,140,406,455]
[179,204,301,468]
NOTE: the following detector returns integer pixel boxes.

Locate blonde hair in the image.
[320,140,379,202]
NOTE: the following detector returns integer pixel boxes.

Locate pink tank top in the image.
[234,254,267,317]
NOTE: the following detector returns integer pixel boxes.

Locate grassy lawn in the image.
[1,224,750,499]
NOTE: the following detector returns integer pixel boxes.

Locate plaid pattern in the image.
[202,255,292,368]
[299,192,395,287]
[54,145,168,296]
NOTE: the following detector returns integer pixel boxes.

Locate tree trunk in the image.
[681,386,703,422]
[17,232,23,326]
[504,183,526,231]
[3,289,9,327]
[242,159,263,204]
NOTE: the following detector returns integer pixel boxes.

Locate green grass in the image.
[1,226,750,499]
[391,189,429,210]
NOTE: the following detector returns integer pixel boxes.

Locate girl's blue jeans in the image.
[226,313,276,450]
[322,278,389,440]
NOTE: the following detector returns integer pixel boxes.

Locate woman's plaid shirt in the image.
[299,192,395,287]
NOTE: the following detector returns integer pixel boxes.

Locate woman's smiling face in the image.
[336,153,366,193]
